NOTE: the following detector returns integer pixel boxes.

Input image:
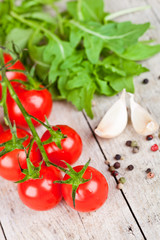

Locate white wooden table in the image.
[1,0,160,239]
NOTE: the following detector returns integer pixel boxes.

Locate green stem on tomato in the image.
[0,49,13,129]
[4,77,50,165]
[10,11,65,59]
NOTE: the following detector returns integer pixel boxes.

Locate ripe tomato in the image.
[0,128,42,181]
[7,83,53,128]
[0,53,27,99]
[18,165,62,211]
[0,124,4,134]
[41,125,83,168]
[62,166,108,212]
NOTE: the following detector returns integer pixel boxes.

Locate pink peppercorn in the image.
[151,144,159,152]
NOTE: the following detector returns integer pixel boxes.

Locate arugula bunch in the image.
[1,0,160,118]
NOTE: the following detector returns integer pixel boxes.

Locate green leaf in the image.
[119,41,160,61]
[60,51,83,70]
[6,28,33,50]
[84,35,103,64]
[67,0,104,22]
[95,78,117,96]
[110,76,135,93]
[70,20,150,54]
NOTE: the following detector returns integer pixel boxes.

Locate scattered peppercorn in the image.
[112,170,119,177]
[131,141,138,147]
[146,135,153,141]
[128,165,134,171]
[145,168,151,173]
[109,166,115,172]
[113,162,120,169]
[117,183,123,190]
[119,177,126,184]
[126,140,132,147]
[158,76,160,80]
[142,78,149,84]
[151,144,159,152]
[132,146,139,153]
[114,154,121,160]
[147,172,155,179]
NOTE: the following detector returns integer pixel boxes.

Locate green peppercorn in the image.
[131,141,138,147]
[119,177,126,184]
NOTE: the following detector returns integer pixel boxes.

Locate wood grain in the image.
[85,0,160,239]
[0,0,160,239]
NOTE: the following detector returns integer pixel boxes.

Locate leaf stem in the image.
[104,5,150,22]
[10,11,65,59]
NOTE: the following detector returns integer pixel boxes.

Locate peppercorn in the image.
[117,183,123,190]
[142,78,149,84]
[114,154,121,160]
[113,162,120,169]
[109,166,115,172]
[132,146,139,153]
[112,170,119,177]
[146,135,153,141]
[147,172,155,179]
[119,177,126,184]
[131,141,138,148]
[128,165,134,171]
[145,168,151,173]
[151,144,159,152]
[126,140,132,147]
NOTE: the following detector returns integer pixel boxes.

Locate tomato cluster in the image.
[0,54,108,212]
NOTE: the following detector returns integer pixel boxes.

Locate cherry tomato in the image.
[18,165,62,211]
[7,83,53,128]
[62,166,108,212]
[0,124,4,134]
[41,125,83,168]
[0,53,27,99]
[0,128,42,181]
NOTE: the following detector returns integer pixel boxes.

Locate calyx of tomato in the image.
[42,118,67,149]
[15,138,43,183]
[0,123,28,157]
[53,159,92,208]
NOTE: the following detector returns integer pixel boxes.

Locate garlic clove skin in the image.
[95,89,128,138]
[130,94,159,136]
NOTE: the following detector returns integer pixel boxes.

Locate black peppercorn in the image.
[114,154,121,160]
[142,78,149,84]
[113,162,120,169]
[146,168,151,173]
[126,140,132,147]
[128,165,134,171]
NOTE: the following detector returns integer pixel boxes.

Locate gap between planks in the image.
[0,222,7,240]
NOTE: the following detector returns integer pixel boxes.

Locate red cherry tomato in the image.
[62,165,108,212]
[41,125,83,168]
[0,124,4,134]
[0,128,42,181]
[7,83,53,128]
[18,165,62,211]
[0,53,27,99]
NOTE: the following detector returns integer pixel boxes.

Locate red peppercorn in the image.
[112,171,119,177]
[151,144,159,152]
[146,135,153,141]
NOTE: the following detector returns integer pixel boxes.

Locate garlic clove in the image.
[130,94,159,136]
[95,89,128,138]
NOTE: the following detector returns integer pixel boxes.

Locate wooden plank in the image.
[0,102,144,240]
[84,0,160,239]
